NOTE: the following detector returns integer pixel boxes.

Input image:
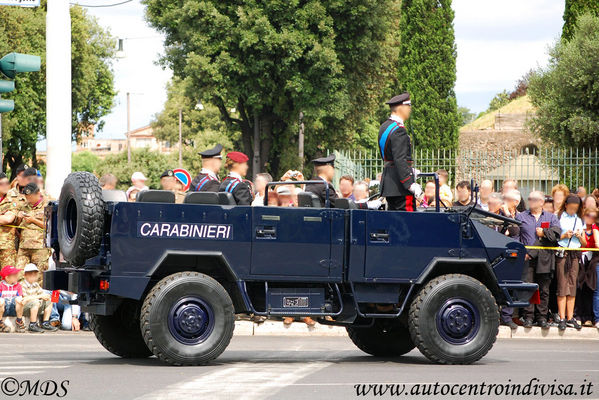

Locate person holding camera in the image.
[555,194,586,331]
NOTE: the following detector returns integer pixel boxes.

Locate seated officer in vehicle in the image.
[160,170,185,203]
[219,152,253,205]
[191,144,223,192]
[305,155,338,207]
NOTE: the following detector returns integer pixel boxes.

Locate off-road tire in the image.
[409,274,499,365]
[90,300,152,358]
[57,171,104,266]
[141,272,235,366]
[347,320,415,357]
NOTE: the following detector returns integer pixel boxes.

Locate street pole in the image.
[178,107,182,168]
[127,92,131,163]
[298,111,304,169]
[46,0,72,199]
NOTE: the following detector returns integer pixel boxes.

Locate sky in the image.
[77,0,565,140]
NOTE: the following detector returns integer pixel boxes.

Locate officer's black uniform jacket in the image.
[378,119,414,197]
[305,176,338,207]
[191,171,220,192]
[219,176,253,205]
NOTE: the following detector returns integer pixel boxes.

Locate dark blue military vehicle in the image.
[44,172,538,366]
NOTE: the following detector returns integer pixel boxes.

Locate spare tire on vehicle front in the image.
[57,172,105,266]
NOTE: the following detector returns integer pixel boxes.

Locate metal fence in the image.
[331,148,599,198]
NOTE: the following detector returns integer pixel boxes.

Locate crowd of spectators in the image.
[3,158,599,333]
[0,165,87,333]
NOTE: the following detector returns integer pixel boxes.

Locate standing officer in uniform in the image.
[305,155,338,207]
[7,164,29,211]
[16,183,50,284]
[219,152,253,205]
[191,144,223,192]
[0,173,18,267]
[160,170,186,203]
[378,92,422,211]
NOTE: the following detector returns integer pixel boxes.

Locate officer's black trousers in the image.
[386,195,416,211]
[521,261,552,322]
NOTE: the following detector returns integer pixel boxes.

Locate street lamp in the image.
[195,101,204,111]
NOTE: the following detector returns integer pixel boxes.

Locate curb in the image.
[234,321,599,340]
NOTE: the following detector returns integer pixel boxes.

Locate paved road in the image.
[0,332,597,399]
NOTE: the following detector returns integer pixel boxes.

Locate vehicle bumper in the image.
[498,282,539,307]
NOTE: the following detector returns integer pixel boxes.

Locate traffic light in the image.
[0,52,41,113]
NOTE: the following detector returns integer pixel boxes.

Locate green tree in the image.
[487,90,510,112]
[0,2,116,172]
[143,0,400,177]
[396,0,460,150]
[458,106,476,126]
[562,0,599,41]
[95,148,173,190]
[150,78,240,152]
[528,13,599,148]
[71,151,100,173]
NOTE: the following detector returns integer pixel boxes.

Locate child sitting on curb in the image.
[0,266,25,332]
[21,264,58,333]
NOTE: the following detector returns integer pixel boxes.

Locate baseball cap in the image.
[131,172,147,181]
[23,264,39,273]
[0,266,20,278]
[23,167,38,177]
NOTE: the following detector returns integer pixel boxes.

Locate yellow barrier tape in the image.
[525,246,599,251]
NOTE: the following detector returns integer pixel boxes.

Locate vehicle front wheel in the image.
[409,274,499,365]
[140,272,235,366]
[347,320,415,357]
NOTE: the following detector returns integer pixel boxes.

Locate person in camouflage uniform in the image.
[16,183,50,284]
[160,170,187,203]
[0,173,18,268]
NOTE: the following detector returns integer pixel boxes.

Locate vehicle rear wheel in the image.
[90,300,152,358]
[141,272,235,366]
[347,320,415,357]
[409,274,499,365]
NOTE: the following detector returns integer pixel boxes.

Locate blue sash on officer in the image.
[224,178,241,193]
[379,122,402,161]
[196,175,216,191]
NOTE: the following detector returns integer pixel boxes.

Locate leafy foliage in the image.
[528,13,599,148]
[94,148,172,190]
[487,90,511,112]
[143,0,400,177]
[0,2,116,172]
[150,78,240,153]
[562,0,599,41]
[457,106,476,126]
[396,0,460,150]
[71,151,100,173]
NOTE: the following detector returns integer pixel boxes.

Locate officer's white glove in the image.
[367,199,383,210]
[409,182,423,199]
[412,168,421,179]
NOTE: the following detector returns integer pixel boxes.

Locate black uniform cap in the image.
[312,154,335,166]
[15,164,29,174]
[198,144,223,159]
[385,92,411,106]
[23,167,38,177]
[160,169,175,179]
[22,182,40,195]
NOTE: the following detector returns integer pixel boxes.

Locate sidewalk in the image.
[234,320,599,340]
